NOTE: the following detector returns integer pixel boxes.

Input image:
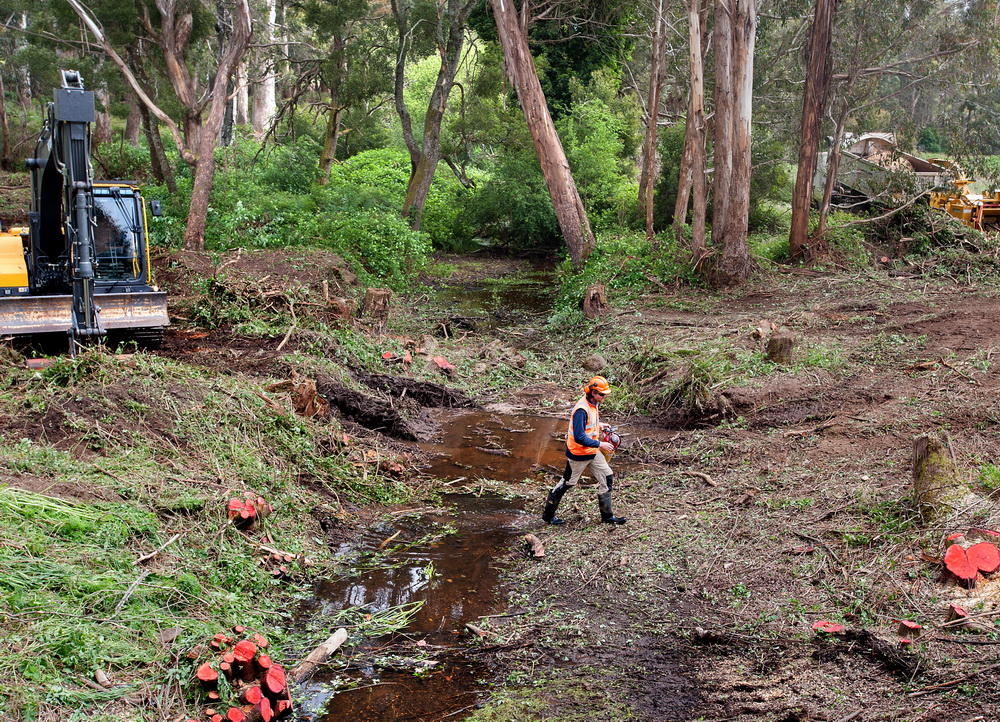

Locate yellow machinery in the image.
[929,178,1000,232]
[0,71,167,350]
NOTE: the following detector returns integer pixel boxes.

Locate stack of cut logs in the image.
[227,493,274,531]
[189,627,291,722]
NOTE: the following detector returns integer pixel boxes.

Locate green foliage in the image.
[549,231,694,328]
[651,124,687,231]
[917,126,945,153]
[811,211,869,269]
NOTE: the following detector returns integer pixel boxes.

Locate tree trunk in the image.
[714,0,756,285]
[139,103,176,192]
[124,95,141,145]
[317,100,343,183]
[711,0,733,241]
[489,0,595,267]
[94,87,112,144]
[687,0,708,261]
[251,0,277,140]
[672,112,694,247]
[912,433,973,523]
[789,0,836,261]
[639,0,668,242]
[817,103,849,241]
[0,72,12,171]
[395,0,476,231]
[235,61,249,125]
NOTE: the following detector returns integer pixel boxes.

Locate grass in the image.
[0,348,419,719]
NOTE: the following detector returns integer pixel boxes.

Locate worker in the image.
[542,376,626,525]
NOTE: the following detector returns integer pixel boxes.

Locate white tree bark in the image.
[251,0,277,140]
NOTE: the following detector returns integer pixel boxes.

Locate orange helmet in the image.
[584,376,612,395]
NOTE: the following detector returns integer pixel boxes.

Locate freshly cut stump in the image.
[766,332,795,364]
[582,284,610,319]
[968,542,1000,574]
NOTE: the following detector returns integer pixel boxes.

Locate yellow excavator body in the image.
[0,228,28,289]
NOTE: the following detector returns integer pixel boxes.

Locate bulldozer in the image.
[0,70,168,352]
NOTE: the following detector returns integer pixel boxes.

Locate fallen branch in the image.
[137,533,181,564]
[681,470,718,487]
[907,662,1000,697]
[465,623,499,639]
[288,628,349,684]
[377,530,401,550]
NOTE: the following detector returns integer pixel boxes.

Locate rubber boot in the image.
[542,465,572,524]
[598,492,626,524]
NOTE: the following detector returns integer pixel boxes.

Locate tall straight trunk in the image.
[672,110,694,247]
[489,0,594,267]
[251,0,277,140]
[639,0,668,242]
[687,0,708,260]
[235,61,249,125]
[124,95,141,145]
[0,72,12,171]
[711,0,733,240]
[715,0,756,284]
[789,0,837,260]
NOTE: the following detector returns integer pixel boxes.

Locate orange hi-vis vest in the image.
[566,396,600,457]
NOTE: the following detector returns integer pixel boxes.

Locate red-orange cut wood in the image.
[233,640,258,662]
[967,542,1000,574]
[258,697,273,722]
[211,716,223,722]
[233,625,245,634]
[196,663,219,683]
[241,686,263,705]
[264,665,287,695]
[254,633,269,649]
[257,654,272,669]
[226,709,247,722]
[944,543,978,582]
[228,499,245,517]
[223,652,236,664]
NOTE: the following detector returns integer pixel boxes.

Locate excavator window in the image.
[92,189,140,281]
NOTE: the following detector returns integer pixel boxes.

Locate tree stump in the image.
[359,288,391,334]
[766,331,795,363]
[581,284,610,319]
[912,433,972,523]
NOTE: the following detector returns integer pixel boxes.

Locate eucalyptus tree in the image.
[391,0,479,231]
[64,0,253,251]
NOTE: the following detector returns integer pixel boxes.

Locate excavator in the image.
[0,70,168,352]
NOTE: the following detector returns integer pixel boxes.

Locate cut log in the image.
[258,698,272,722]
[766,331,795,364]
[257,654,272,670]
[241,686,263,705]
[288,628,348,684]
[967,542,1000,574]
[581,284,610,319]
[263,665,287,696]
[233,640,257,663]
[226,709,247,722]
[196,663,219,687]
[944,544,978,585]
[896,620,923,639]
[912,434,973,523]
[946,603,969,623]
[523,534,545,559]
[431,356,457,379]
[360,288,391,334]
[254,633,269,649]
[811,620,844,634]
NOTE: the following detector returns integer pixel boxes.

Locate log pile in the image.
[227,493,274,531]
[187,627,292,722]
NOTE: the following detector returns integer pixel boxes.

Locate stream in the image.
[294,269,573,720]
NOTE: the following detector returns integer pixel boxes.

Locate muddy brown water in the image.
[296,409,610,720]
